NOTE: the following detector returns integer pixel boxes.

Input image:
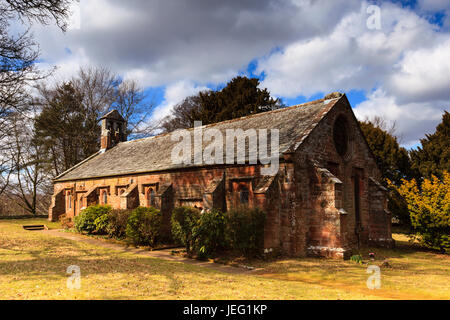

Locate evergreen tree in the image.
[359,119,412,185]
[33,82,100,176]
[410,111,450,180]
[359,119,413,225]
[161,76,282,132]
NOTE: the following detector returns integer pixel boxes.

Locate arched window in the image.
[239,186,249,205]
[67,192,72,210]
[102,191,108,204]
[333,115,349,157]
[147,188,156,207]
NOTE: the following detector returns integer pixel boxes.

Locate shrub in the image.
[396,172,450,252]
[126,207,162,247]
[59,214,73,230]
[171,206,201,254]
[350,254,363,264]
[192,209,228,259]
[94,212,109,234]
[107,209,130,239]
[226,207,266,257]
[387,179,411,227]
[74,205,111,235]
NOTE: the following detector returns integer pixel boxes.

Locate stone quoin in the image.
[49,92,395,258]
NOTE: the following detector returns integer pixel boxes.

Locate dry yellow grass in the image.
[252,233,450,300]
[0,219,448,300]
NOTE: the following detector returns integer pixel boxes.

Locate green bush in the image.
[192,209,228,259]
[350,254,363,264]
[226,207,266,257]
[94,212,109,234]
[171,206,201,254]
[107,209,130,239]
[74,205,111,235]
[171,206,266,258]
[126,207,162,247]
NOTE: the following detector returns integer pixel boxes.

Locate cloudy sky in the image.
[31,0,450,148]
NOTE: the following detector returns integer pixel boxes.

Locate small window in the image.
[239,186,249,205]
[68,194,72,209]
[147,188,156,207]
[102,191,107,204]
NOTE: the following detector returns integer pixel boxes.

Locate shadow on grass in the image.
[0,232,222,284]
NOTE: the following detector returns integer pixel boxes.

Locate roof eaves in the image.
[53,151,101,182]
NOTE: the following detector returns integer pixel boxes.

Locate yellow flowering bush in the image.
[395,172,450,252]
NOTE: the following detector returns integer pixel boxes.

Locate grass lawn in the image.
[0,219,448,300]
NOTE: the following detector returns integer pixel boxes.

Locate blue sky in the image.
[31,0,450,149]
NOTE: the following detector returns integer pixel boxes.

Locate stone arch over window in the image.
[333,115,350,157]
[147,188,156,207]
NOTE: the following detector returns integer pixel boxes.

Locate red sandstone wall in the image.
[294,97,392,257]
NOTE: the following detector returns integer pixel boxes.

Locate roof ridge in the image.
[123,97,328,145]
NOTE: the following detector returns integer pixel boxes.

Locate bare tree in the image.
[0,149,12,195]
[113,79,157,138]
[32,67,157,177]
[1,0,72,30]
[0,0,73,114]
[0,0,73,193]
[161,95,202,133]
[6,113,50,215]
[71,66,157,137]
[72,66,118,115]
[362,115,403,143]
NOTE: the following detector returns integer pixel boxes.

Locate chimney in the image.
[99,110,127,151]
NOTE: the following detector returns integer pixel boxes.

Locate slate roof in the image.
[54,94,345,182]
[100,109,125,122]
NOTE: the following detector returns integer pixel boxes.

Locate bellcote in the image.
[100,110,127,151]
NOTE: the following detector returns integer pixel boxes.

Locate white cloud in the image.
[257,1,441,98]
[354,89,445,148]
[32,0,359,87]
[388,39,450,103]
[36,48,91,85]
[152,81,209,121]
[256,1,450,146]
[28,0,450,146]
